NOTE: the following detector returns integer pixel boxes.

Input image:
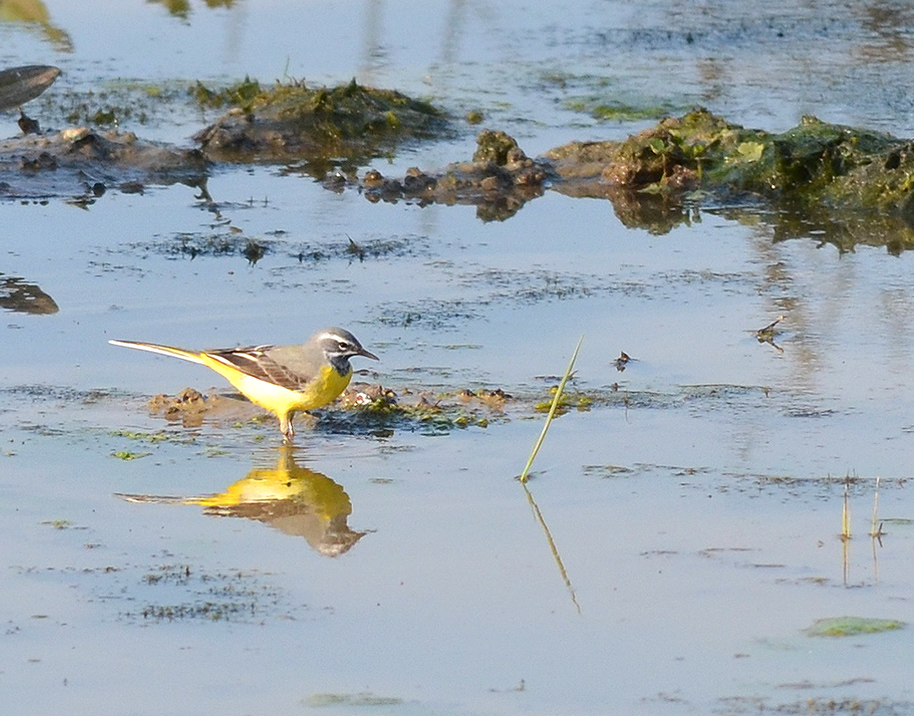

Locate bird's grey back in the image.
[264,342,324,378]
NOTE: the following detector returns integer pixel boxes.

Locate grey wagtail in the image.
[110,327,378,441]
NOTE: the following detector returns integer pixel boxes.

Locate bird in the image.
[109,327,378,441]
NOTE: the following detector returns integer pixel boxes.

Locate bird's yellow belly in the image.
[201,358,353,416]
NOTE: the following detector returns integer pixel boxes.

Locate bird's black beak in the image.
[359,347,379,361]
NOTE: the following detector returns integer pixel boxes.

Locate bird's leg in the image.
[280,413,294,443]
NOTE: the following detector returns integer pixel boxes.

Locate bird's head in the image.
[314,327,379,374]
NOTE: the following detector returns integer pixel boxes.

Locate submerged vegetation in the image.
[120,564,290,623]
[806,616,906,637]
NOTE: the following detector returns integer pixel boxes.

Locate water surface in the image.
[3,2,914,715]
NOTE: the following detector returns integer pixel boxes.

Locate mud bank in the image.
[5,78,914,243]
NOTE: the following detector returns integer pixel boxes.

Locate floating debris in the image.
[756,315,785,342]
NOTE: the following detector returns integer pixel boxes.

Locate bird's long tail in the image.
[108,339,206,365]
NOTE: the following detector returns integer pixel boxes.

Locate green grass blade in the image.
[519,335,584,482]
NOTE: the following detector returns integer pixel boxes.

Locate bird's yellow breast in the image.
[199,357,352,416]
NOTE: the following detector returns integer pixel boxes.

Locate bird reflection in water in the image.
[117,446,366,557]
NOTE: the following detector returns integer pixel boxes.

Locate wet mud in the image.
[5,78,914,243]
[193,77,447,169]
[0,126,207,201]
[142,382,520,436]
[349,128,551,221]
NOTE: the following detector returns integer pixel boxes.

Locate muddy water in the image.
[4,2,914,715]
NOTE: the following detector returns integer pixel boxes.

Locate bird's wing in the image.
[203,345,315,391]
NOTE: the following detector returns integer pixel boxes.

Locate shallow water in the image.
[4,2,914,715]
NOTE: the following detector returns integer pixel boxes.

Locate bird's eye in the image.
[337,341,351,352]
